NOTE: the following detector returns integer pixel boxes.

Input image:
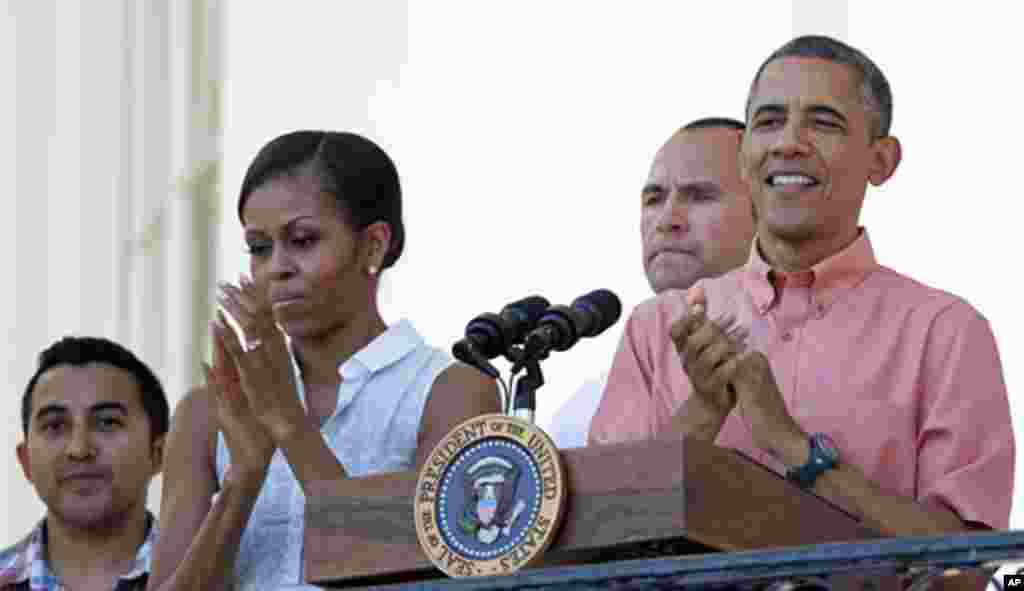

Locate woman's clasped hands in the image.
[205,274,306,485]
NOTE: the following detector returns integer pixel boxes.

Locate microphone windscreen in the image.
[505,295,551,325]
[572,289,622,337]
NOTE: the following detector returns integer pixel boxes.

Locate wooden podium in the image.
[304,436,880,587]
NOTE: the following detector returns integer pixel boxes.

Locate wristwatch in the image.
[785,433,840,490]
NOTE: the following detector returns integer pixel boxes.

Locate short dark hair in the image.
[237,130,405,270]
[682,117,746,132]
[746,35,893,138]
[22,336,170,441]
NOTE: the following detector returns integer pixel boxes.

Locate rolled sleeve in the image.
[917,301,1015,529]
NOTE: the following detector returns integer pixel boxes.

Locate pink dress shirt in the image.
[590,230,1014,529]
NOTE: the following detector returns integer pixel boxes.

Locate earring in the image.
[367,265,379,276]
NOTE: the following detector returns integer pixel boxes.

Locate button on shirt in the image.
[589,230,1014,529]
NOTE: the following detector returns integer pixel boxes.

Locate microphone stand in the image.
[511,359,544,424]
[505,345,547,424]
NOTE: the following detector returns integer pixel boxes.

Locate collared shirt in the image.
[214,318,454,591]
[590,230,1014,529]
[0,512,158,591]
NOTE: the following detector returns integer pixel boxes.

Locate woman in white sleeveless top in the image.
[148,131,501,590]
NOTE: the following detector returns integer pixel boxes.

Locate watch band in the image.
[786,433,839,489]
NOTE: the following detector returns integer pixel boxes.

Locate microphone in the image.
[452,295,551,376]
[522,289,622,361]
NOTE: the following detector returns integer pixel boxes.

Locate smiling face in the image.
[16,363,162,530]
[242,171,387,340]
[641,127,756,293]
[741,57,899,249]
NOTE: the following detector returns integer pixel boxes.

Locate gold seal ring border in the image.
[413,413,567,578]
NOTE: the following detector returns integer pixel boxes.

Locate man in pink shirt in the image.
[548,117,756,448]
[590,35,1015,535]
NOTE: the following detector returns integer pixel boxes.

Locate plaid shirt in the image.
[0,513,157,591]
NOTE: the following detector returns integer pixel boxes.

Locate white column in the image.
[0,6,17,385]
[0,0,222,542]
[4,0,59,539]
[167,0,223,398]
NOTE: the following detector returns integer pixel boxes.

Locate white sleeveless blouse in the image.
[214,319,453,590]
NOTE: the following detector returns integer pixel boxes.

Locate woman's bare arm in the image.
[147,385,267,591]
[415,363,502,469]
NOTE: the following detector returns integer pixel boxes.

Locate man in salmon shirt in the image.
[548,116,756,449]
[589,35,1015,535]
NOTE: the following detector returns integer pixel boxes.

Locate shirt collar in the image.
[743,228,879,312]
[288,319,423,385]
[339,318,422,379]
[4,511,158,587]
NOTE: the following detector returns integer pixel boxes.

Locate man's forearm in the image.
[815,462,968,536]
[772,432,969,536]
[813,463,988,591]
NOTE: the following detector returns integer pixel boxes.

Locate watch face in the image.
[813,433,840,462]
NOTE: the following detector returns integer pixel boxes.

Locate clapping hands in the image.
[670,286,806,460]
[670,286,749,416]
[213,274,306,443]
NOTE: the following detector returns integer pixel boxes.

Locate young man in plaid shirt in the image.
[1,337,169,591]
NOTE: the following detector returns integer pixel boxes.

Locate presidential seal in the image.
[414,414,567,578]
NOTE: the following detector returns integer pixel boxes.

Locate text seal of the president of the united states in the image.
[414,413,567,577]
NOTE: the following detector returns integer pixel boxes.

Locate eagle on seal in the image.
[458,456,527,544]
